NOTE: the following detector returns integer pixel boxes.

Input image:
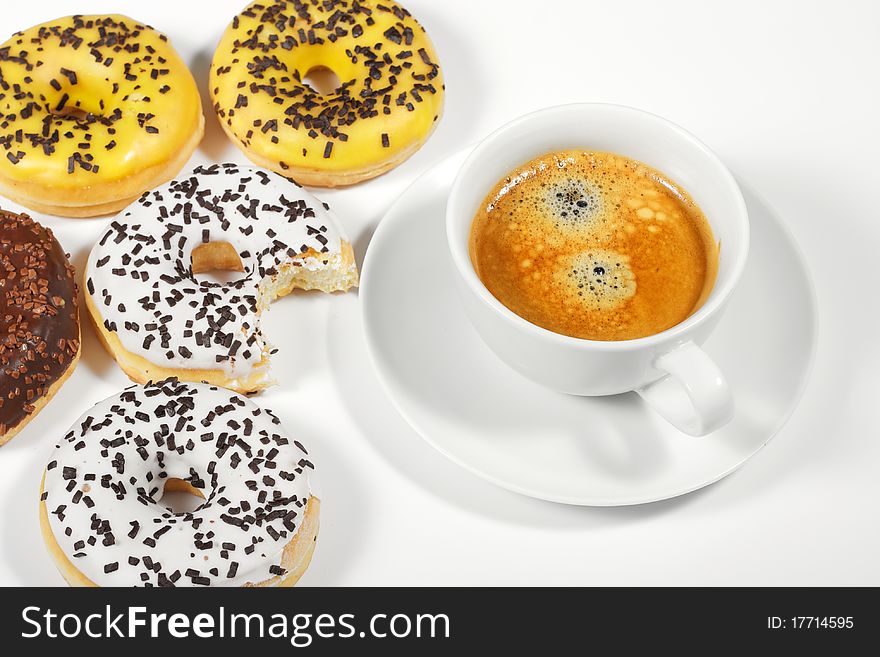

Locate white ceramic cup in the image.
[446,104,750,437]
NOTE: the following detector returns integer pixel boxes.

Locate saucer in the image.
[360,149,817,506]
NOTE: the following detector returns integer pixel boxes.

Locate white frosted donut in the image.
[40,378,319,587]
[84,162,358,393]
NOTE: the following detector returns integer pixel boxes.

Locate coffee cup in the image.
[446,103,750,436]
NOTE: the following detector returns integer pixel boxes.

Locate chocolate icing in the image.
[0,208,79,438]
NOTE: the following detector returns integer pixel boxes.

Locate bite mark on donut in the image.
[86,163,358,392]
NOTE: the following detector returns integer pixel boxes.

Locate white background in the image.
[1,0,878,585]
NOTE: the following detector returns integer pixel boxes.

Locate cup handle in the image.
[636,341,733,437]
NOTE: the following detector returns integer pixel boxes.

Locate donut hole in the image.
[191,241,247,284]
[302,66,342,96]
[161,477,206,514]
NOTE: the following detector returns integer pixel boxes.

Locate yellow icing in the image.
[210,0,444,177]
[0,15,201,189]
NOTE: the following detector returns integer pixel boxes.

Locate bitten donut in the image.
[0,209,80,445]
[85,163,358,393]
[210,0,444,186]
[40,378,319,587]
[0,15,204,217]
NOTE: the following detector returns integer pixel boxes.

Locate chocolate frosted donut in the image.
[0,209,80,444]
[40,378,319,587]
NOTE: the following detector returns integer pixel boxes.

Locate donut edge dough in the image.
[39,476,321,588]
[0,338,80,447]
[82,241,358,394]
[0,116,205,218]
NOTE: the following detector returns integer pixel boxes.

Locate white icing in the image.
[42,379,314,587]
[87,163,350,378]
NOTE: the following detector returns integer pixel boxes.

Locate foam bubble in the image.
[543,176,603,226]
[558,249,636,311]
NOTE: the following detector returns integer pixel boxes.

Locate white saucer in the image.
[360,150,817,506]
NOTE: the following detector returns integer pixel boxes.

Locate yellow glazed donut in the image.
[210,0,444,187]
[0,15,204,217]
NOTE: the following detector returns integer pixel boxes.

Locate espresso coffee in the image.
[469,150,718,341]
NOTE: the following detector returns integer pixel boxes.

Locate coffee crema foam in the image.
[469,150,719,341]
